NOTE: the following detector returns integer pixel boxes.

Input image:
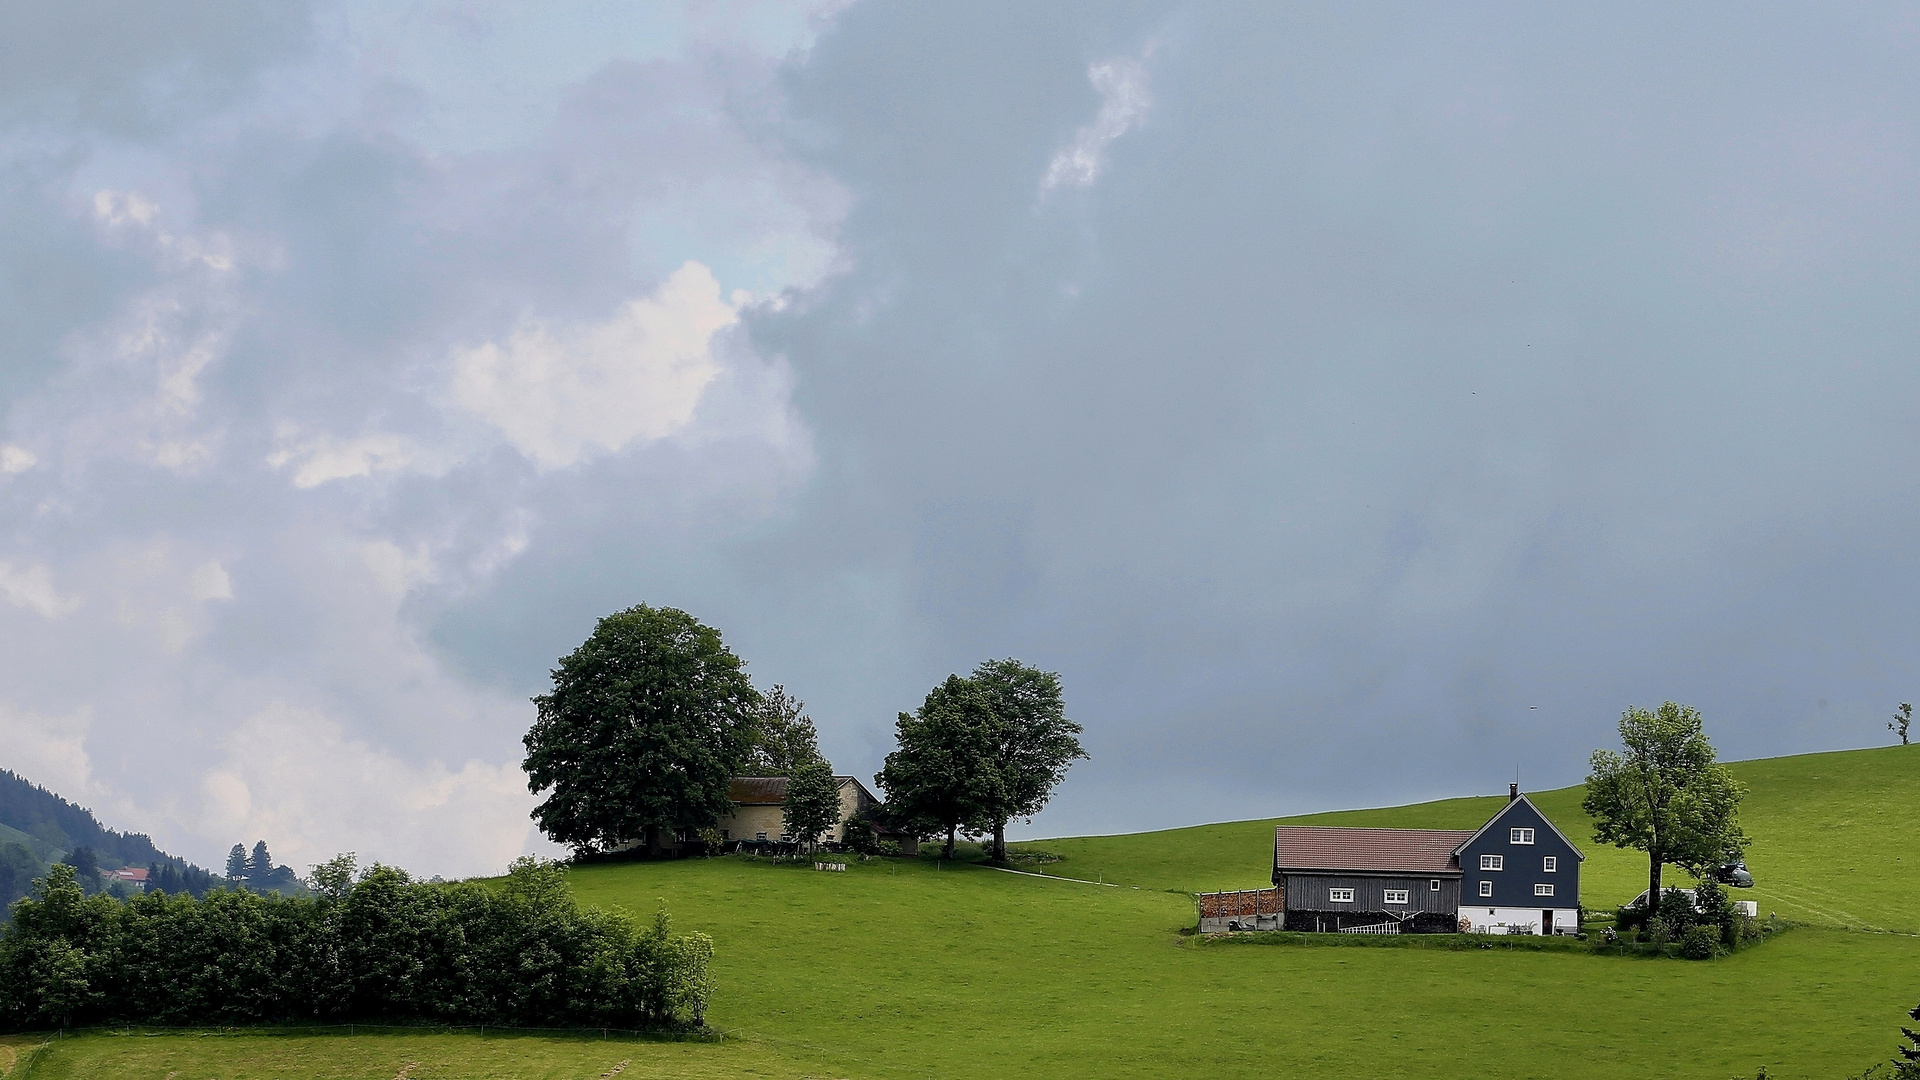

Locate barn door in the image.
[1542,909,1553,935]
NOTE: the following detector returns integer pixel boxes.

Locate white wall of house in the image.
[1461,906,1580,935]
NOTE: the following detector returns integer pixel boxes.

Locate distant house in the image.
[101,867,149,892]
[715,776,879,846]
[1260,785,1583,935]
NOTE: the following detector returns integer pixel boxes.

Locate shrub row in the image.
[0,857,712,1032]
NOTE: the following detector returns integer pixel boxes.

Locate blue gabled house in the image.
[1453,785,1584,935]
[1266,783,1584,935]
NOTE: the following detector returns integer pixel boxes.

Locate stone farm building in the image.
[716,775,880,846]
[1214,785,1583,935]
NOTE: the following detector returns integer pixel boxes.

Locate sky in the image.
[2,2,1917,878]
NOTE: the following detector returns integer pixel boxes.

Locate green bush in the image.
[0,858,713,1032]
[1681,924,1721,960]
[1646,917,1673,945]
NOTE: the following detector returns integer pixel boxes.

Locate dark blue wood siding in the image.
[1281,873,1460,915]
[1457,798,1580,909]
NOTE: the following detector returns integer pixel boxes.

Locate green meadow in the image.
[14,743,1919,1079]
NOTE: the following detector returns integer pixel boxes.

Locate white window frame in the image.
[1479,880,1493,897]
[1480,854,1504,871]
[1534,883,1555,897]
[1543,856,1557,872]
[1383,889,1409,905]
[755,832,767,842]
[1328,888,1355,903]
[1511,828,1535,845]
[1429,879,1441,892]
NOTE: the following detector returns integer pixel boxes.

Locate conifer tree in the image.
[249,840,273,886]
[225,843,247,881]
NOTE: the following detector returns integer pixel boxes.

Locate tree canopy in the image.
[782,758,841,851]
[970,659,1084,862]
[522,604,760,854]
[1583,702,1747,902]
[743,685,823,775]
[877,660,1084,861]
[877,675,1002,859]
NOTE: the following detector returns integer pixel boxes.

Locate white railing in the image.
[1338,921,1401,935]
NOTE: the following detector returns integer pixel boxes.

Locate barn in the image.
[1237,785,1584,935]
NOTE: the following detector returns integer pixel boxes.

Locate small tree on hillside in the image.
[782,758,841,852]
[970,658,1085,863]
[522,604,761,854]
[225,843,248,881]
[1584,702,1748,904]
[745,685,822,775]
[877,675,1001,859]
[1893,702,1912,746]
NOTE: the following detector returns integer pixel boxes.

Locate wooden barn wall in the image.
[1280,873,1460,915]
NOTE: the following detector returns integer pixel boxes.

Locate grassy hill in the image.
[1014,743,1920,932]
[16,743,1919,1079]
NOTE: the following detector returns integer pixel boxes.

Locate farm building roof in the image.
[729,776,869,806]
[730,778,789,805]
[1273,826,1475,875]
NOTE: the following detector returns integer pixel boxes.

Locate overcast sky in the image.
[2,2,1916,877]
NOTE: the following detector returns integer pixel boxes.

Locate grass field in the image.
[1016,742,1920,931]
[16,743,1920,1079]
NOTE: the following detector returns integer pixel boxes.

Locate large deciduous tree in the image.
[782,758,841,852]
[877,676,1001,859]
[970,659,1085,863]
[1584,702,1747,903]
[522,605,760,854]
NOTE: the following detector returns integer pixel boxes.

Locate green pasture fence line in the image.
[7,1021,731,1045]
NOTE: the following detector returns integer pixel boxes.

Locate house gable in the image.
[1454,795,1581,910]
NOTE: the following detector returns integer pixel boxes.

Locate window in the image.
[1534,883,1555,897]
[1429,879,1442,892]
[1384,890,1409,905]
[1328,888,1355,903]
[755,832,767,842]
[1479,880,1494,897]
[1480,854,1504,871]
[1511,828,1535,845]
[780,833,793,843]
[1543,856,1557,872]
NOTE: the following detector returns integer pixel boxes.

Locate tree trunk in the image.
[992,821,1006,863]
[1648,849,1663,907]
[943,824,956,860]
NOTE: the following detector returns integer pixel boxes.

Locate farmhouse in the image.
[710,775,918,853]
[1260,785,1582,935]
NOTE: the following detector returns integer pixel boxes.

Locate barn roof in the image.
[1273,826,1474,875]
[730,777,788,805]
[729,775,869,806]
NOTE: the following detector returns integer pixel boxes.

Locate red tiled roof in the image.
[1274,826,1474,874]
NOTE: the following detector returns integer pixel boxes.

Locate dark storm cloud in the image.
[661,2,1920,832]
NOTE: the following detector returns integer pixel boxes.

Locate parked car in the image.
[1711,860,1754,887]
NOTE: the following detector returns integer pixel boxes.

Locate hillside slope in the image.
[1014,743,1920,931]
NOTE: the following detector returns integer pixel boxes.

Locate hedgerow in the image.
[0,857,711,1032]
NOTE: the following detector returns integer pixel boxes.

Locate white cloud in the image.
[451,260,737,468]
[1042,55,1152,192]
[93,189,234,271]
[199,705,548,878]
[360,540,436,597]
[0,703,93,800]
[0,561,82,618]
[0,445,36,474]
[267,432,424,488]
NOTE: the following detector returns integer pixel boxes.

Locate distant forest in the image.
[0,769,221,911]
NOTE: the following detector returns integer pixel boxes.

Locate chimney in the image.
[1509,783,1519,803]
